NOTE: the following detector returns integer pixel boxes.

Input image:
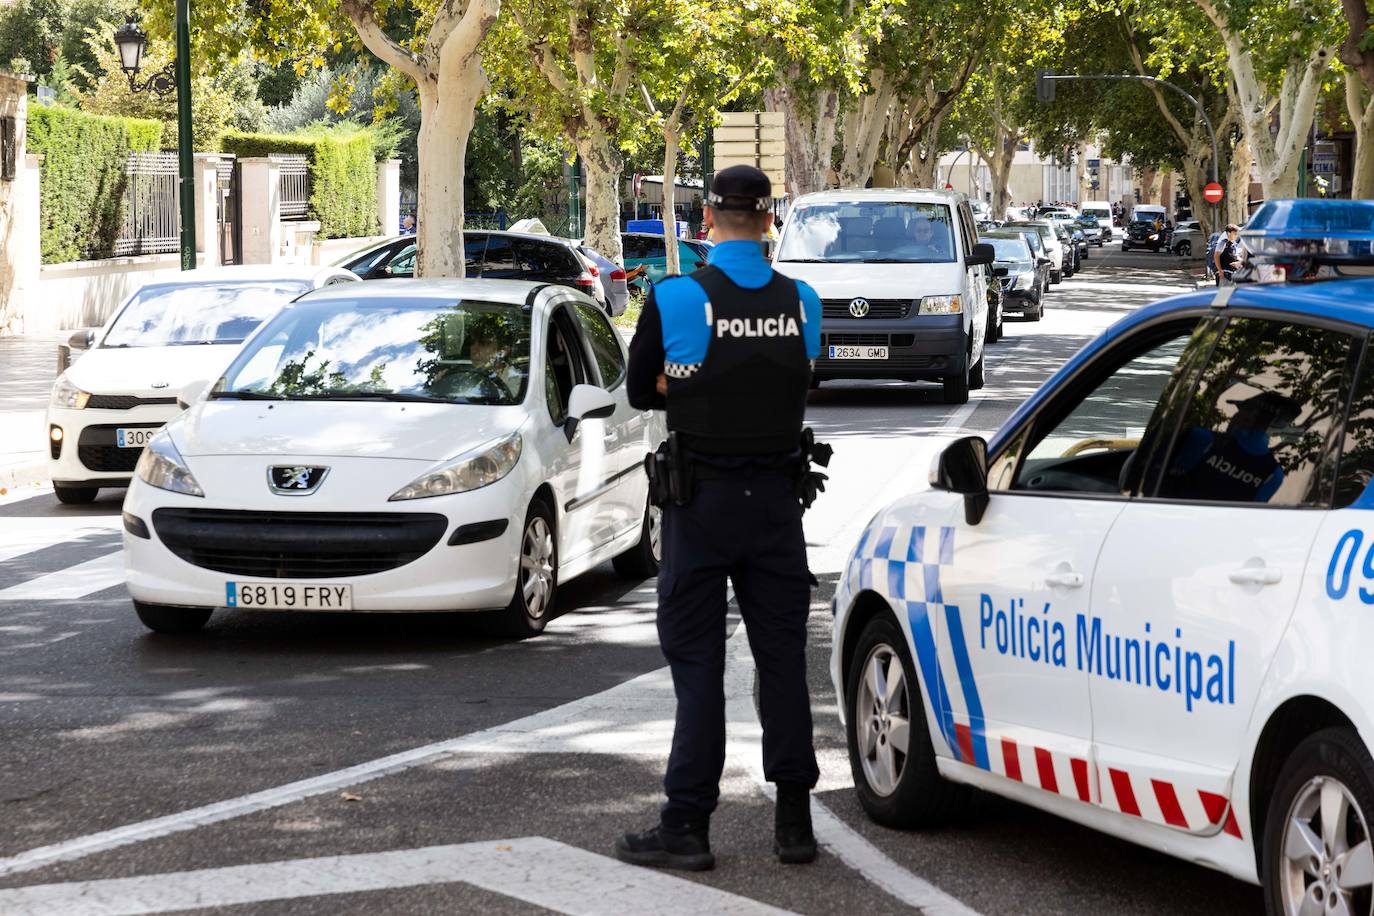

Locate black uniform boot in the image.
[615,824,715,871]
[774,783,818,864]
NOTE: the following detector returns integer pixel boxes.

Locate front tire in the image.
[846,614,970,828]
[134,601,212,634]
[1177,240,1193,256]
[491,498,558,638]
[54,484,98,505]
[942,355,970,404]
[969,351,985,390]
[612,501,661,579]
[1263,728,1374,916]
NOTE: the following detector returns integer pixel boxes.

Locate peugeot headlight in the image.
[918,295,962,315]
[134,433,204,497]
[1014,271,1034,290]
[390,432,522,501]
[51,374,91,410]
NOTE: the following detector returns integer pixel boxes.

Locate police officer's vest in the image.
[666,266,811,456]
[1167,431,1281,503]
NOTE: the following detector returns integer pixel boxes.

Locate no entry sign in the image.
[1203,182,1224,204]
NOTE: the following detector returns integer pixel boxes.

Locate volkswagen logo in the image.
[268,465,329,495]
[848,298,870,318]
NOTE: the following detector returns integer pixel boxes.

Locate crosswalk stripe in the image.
[0,550,124,601]
[0,519,121,565]
[0,837,797,916]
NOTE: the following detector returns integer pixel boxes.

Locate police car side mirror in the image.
[966,243,995,268]
[932,436,990,525]
[565,384,616,443]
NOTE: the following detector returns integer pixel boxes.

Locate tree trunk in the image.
[1073,143,1087,205]
[1225,136,1252,226]
[576,128,624,264]
[413,63,483,278]
[662,124,681,275]
[1346,72,1374,198]
[837,75,892,188]
[765,82,839,198]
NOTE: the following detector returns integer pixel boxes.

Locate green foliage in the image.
[220,126,379,238]
[26,104,161,264]
[467,111,570,221]
[0,0,66,78]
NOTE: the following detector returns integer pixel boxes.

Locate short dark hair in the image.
[1225,224,1241,233]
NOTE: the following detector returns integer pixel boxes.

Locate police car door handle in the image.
[1045,571,1085,589]
[1229,565,1283,587]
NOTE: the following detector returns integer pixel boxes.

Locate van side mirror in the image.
[931,436,990,525]
[966,242,995,268]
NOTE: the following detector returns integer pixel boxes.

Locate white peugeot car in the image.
[122,279,663,638]
[47,266,357,504]
[832,199,1374,914]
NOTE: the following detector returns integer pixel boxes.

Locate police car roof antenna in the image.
[1036,71,1219,225]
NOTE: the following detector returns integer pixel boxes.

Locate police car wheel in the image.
[612,501,660,579]
[491,499,557,638]
[846,615,969,828]
[1264,728,1374,916]
[54,484,98,504]
[134,601,212,634]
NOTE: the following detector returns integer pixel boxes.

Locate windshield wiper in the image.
[212,390,284,400]
[778,258,845,263]
[289,391,453,404]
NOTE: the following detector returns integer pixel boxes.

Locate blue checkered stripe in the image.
[848,524,989,768]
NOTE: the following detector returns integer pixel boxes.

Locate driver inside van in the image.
[909,216,951,260]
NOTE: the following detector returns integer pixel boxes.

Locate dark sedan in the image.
[1122,220,1165,252]
[982,231,1048,321]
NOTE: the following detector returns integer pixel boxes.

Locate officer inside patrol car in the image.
[616,164,827,872]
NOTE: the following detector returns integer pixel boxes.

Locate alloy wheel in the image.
[647,505,662,563]
[1280,775,1374,916]
[519,516,555,619]
[856,642,912,797]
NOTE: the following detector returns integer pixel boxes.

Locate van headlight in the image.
[134,434,204,497]
[918,295,962,315]
[389,432,522,501]
[51,375,91,410]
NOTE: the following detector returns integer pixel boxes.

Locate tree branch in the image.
[341,0,424,82]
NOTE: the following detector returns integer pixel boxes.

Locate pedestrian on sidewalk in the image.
[616,164,824,873]
[1215,224,1242,285]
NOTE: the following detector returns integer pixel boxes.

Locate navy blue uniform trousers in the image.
[656,471,820,831]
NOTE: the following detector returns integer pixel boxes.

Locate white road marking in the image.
[0,837,797,916]
[0,517,120,565]
[0,550,124,601]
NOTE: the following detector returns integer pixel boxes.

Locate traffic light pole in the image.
[1038,72,1220,230]
[174,0,194,271]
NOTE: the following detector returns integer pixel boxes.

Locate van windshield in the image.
[777,201,956,263]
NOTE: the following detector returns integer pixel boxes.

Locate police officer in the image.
[615,165,823,871]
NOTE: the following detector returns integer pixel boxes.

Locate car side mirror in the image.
[177,379,211,410]
[966,242,995,267]
[1037,257,1052,267]
[68,329,95,350]
[931,436,990,525]
[564,383,616,443]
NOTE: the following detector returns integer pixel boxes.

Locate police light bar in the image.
[1241,199,1374,263]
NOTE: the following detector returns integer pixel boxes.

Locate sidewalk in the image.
[0,334,63,492]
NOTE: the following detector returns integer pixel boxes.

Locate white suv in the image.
[772,189,994,404]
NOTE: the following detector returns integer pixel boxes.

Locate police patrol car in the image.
[832,200,1374,915]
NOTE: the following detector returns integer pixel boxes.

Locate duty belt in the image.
[644,430,832,511]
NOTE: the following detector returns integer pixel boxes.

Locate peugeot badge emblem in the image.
[268,465,329,495]
[848,297,870,318]
[150,381,170,389]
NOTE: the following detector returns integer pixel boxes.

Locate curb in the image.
[0,458,49,494]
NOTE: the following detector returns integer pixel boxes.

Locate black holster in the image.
[645,431,693,507]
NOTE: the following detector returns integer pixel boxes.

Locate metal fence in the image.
[275,154,310,220]
[113,152,179,257]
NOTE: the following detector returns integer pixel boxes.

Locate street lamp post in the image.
[114,9,195,271]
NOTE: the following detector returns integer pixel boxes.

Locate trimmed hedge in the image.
[220,129,378,239]
[26,106,163,264]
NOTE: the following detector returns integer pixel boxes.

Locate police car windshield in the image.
[103,281,310,348]
[215,299,532,406]
[777,202,957,263]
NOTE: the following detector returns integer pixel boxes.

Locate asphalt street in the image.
[0,245,1260,915]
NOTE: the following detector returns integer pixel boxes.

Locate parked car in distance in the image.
[1170,219,1203,257]
[48,265,359,505]
[337,232,606,308]
[621,233,714,291]
[122,279,664,637]
[1122,219,1166,252]
[981,231,1048,321]
[1003,220,1066,284]
[1075,215,1110,246]
[576,244,630,316]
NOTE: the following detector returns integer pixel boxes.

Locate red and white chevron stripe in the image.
[950,721,1243,839]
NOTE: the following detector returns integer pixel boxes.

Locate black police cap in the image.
[706,164,771,211]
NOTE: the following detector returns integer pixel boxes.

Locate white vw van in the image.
[771,189,995,405]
